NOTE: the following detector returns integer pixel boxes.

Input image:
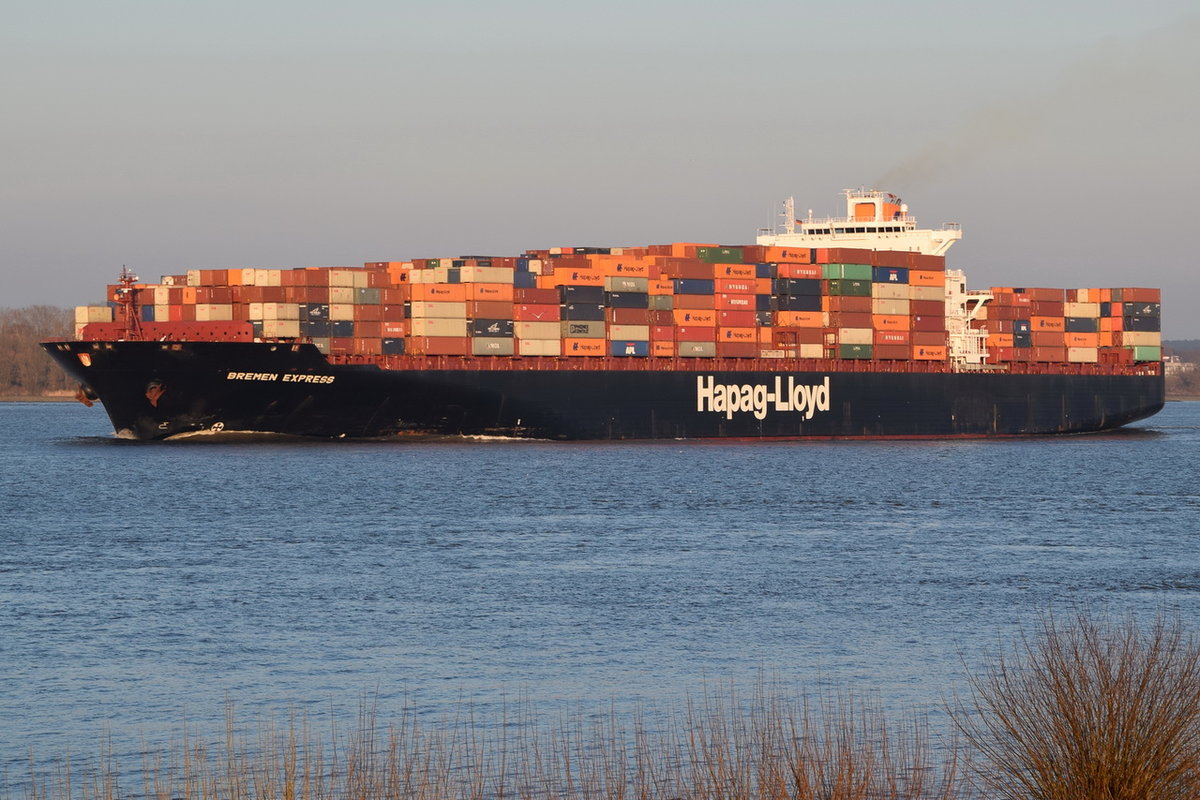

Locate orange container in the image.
[762,247,812,263]
[414,283,468,302]
[673,309,716,325]
[716,264,756,279]
[470,283,515,302]
[553,268,606,286]
[986,333,1014,348]
[648,279,675,295]
[907,270,946,287]
[563,338,606,356]
[1030,316,1065,331]
[652,340,675,357]
[872,314,910,331]
[775,311,824,327]
[1066,332,1100,348]
[719,327,757,343]
[912,345,948,360]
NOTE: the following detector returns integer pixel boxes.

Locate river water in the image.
[2,401,1198,789]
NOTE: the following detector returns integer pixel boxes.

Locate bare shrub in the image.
[952,610,1200,800]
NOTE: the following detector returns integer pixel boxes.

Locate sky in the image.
[4,0,1198,336]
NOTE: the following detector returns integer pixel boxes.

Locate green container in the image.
[839,343,873,359]
[843,263,873,280]
[697,246,744,264]
[649,295,674,311]
[826,279,872,297]
[821,263,872,280]
[1132,345,1162,362]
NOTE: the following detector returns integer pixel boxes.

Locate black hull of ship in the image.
[42,341,1165,441]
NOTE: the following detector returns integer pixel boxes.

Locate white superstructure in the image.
[757,188,962,256]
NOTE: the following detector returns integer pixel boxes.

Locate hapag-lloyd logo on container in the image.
[696,375,831,421]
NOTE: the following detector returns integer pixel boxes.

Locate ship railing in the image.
[324,352,1161,378]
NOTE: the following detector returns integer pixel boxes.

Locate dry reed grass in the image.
[952,609,1200,800]
[17,687,964,800]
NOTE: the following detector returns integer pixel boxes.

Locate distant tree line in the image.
[0,306,75,397]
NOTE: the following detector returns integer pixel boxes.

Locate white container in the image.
[517,338,561,356]
[608,324,650,340]
[838,327,874,345]
[515,321,561,340]
[410,301,467,319]
[411,318,468,337]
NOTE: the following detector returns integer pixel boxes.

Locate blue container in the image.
[872,266,909,284]
[331,320,355,337]
[446,268,461,284]
[1124,316,1161,332]
[1065,317,1099,333]
[1013,331,1032,348]
[1013,319,1031,334]
[610,340,650,357]
[303,303,329,321]
[302,320,331,337]
[516,257,530,271]
[381,338,406,355]
[776,294,822,312]
[606,292,649,309]
[773,278,821,296]
[470,319,514,337]
[513,271,537,289]
[673,278,715,295]
[755,263,775,279]
[141,305,156,322]
[561,303,606,321]
[755,294,772,312]
[559,285,605,304]
[756,311,773,326]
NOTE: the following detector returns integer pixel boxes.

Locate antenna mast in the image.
[781,196,796,235]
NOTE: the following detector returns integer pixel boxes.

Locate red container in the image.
[675,325,717,342]
[776,263,821,279]
[911,331,948,346]
[909,300,944,316]
[469,301,513,318]
[515,304,559,321]
[674,294,716,310]
[1032,346,1067,362]
[874,344,911,359]
[407,336,471,356]
[715,293,754,310]
[657,259,714,279]
[715,278,756,294]
[716,341,758,357]
[515,287,558,304]
[911,314,946,332]
[608,307,650,324]
[651,325,675,341]
[874,330,911,345]
[717,310,756,327]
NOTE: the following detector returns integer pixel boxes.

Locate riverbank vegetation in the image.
[0,307,73,398]
[14,611,1200,800]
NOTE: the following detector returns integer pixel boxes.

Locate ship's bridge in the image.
[757,188,962,256]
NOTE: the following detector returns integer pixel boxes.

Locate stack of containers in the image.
[81,245,1160,371]
[981,286,1162,364]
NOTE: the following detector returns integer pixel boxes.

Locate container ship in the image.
[42,190,1165,440]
